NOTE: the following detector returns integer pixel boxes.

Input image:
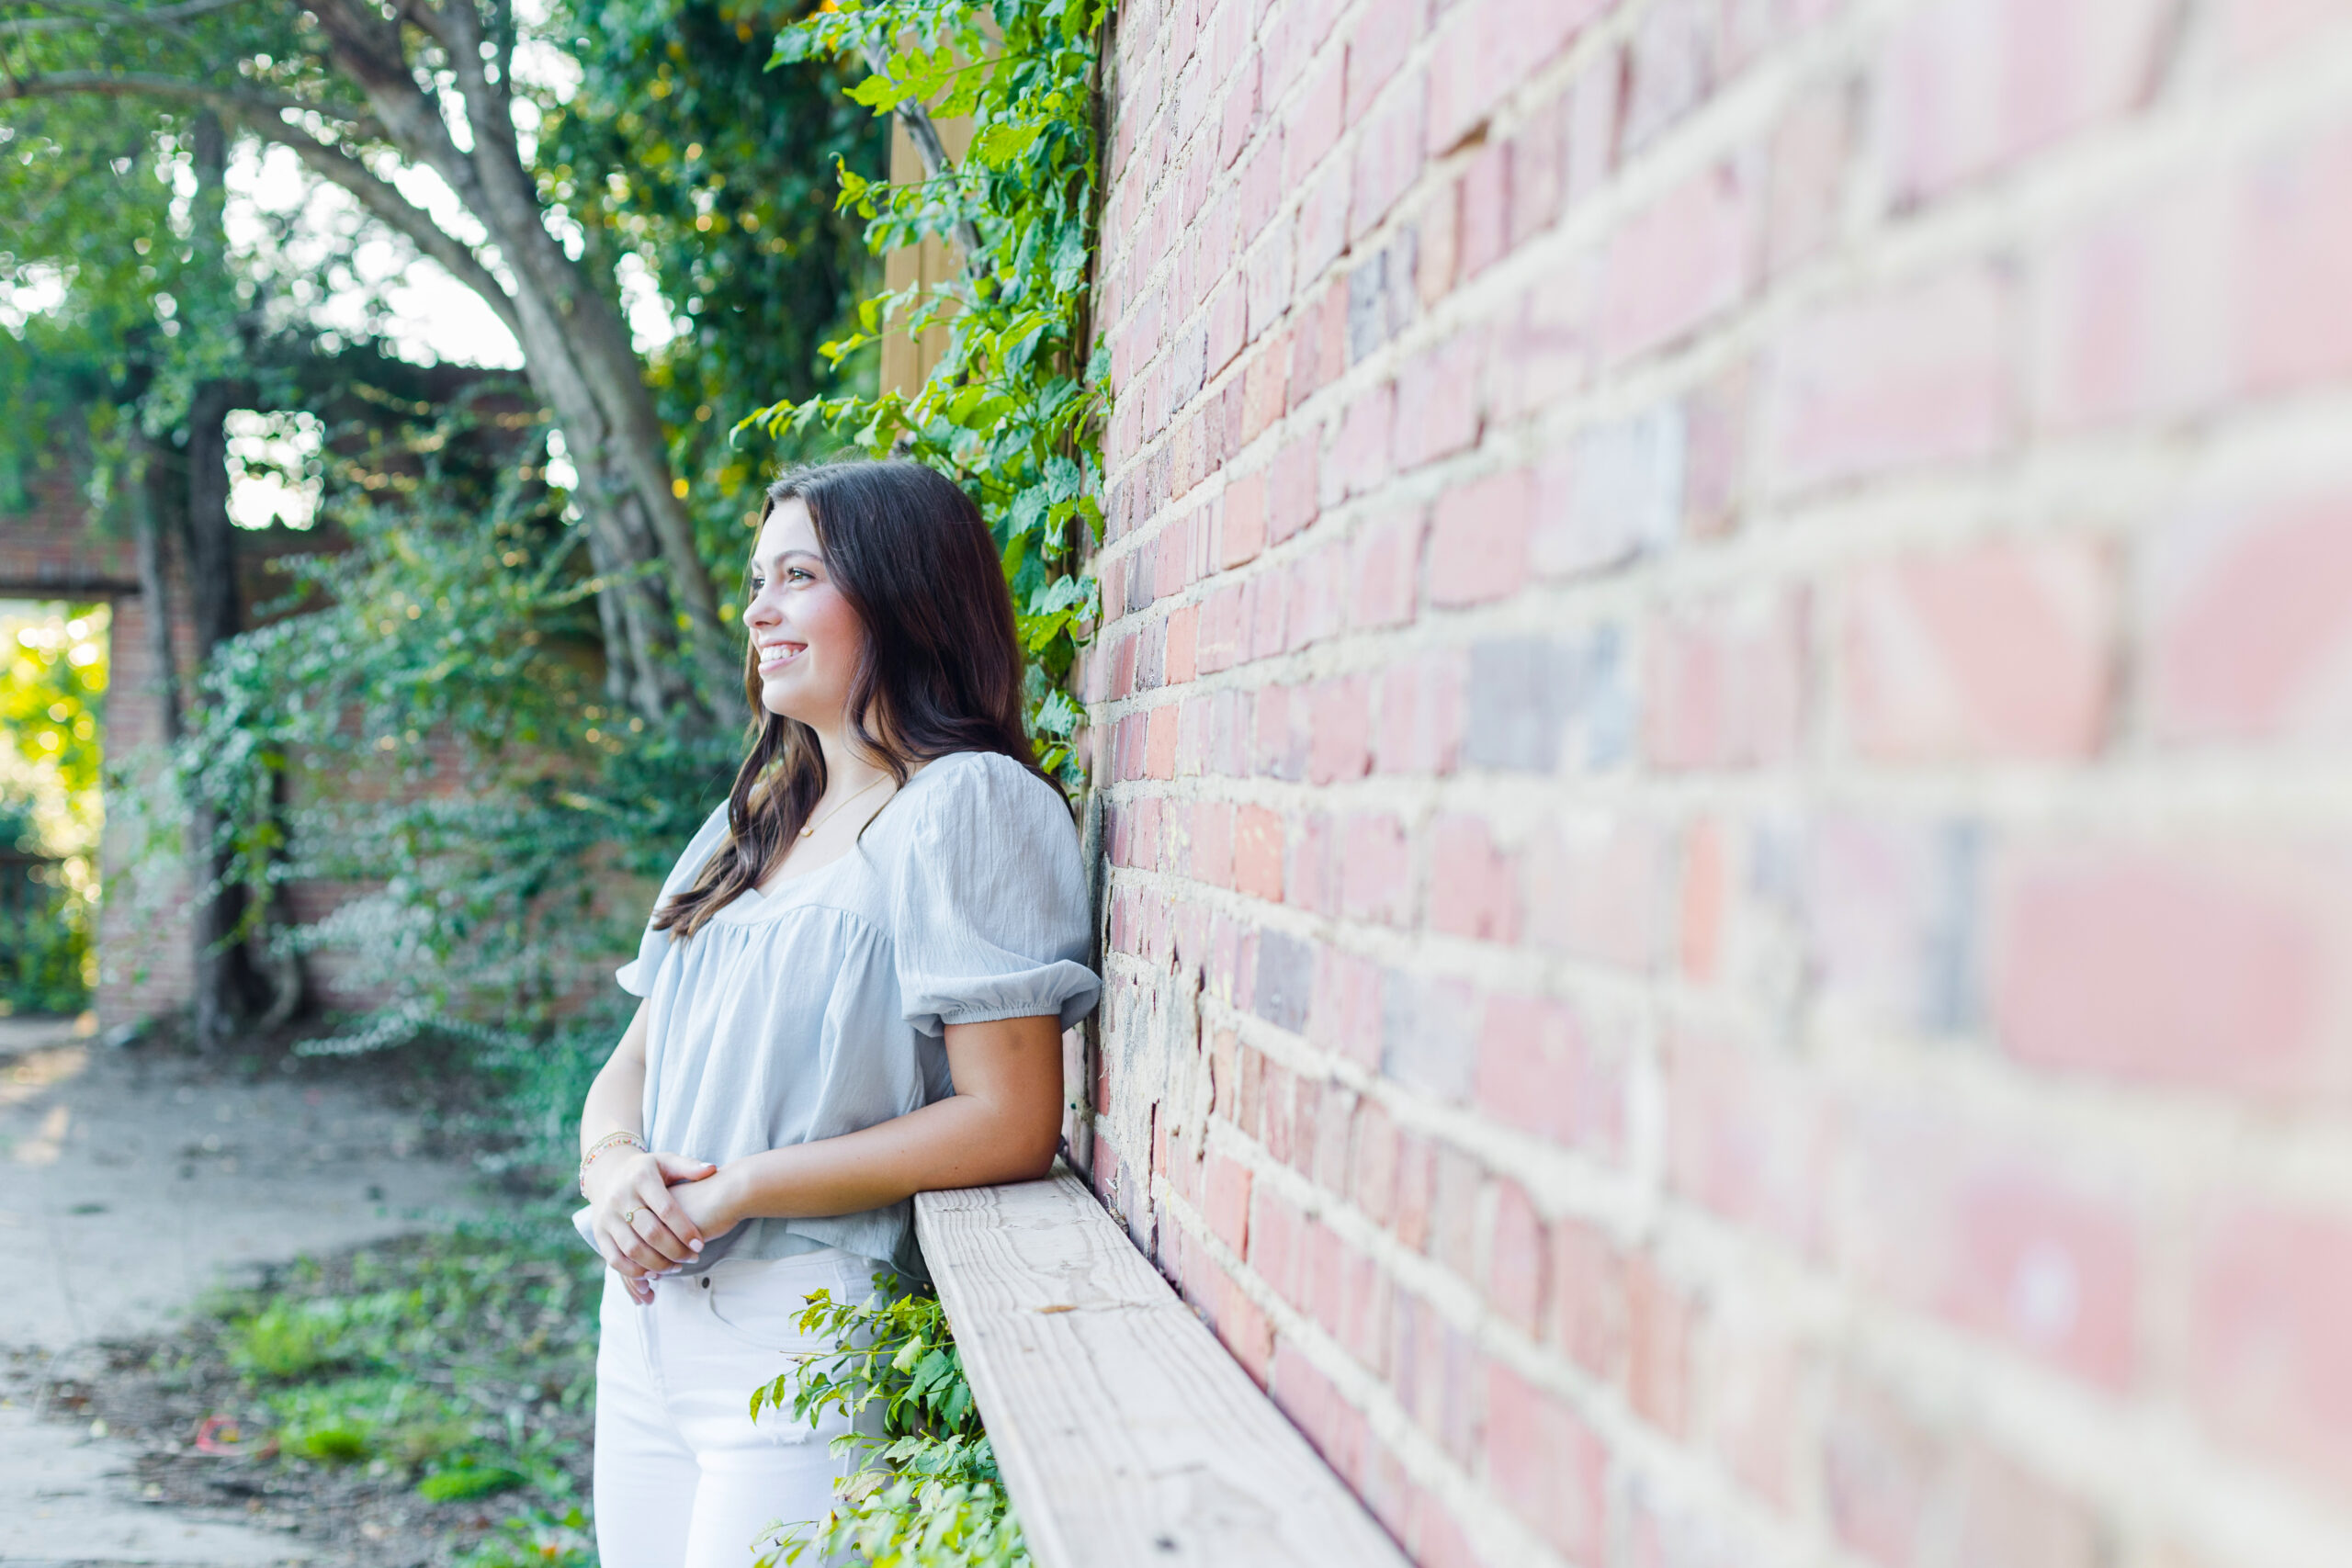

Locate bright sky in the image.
[226,142,676,370]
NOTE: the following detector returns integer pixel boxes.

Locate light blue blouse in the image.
[578,750,1099,1278]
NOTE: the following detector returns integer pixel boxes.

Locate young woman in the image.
[572,459,1099,1567]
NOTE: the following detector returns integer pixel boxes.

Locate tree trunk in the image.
[183,377,253,1053]
[131,431,182,748]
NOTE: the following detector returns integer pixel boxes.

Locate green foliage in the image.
[209,1228,601,1519]
[0,604,107,1013]
[752,1280,1032,1568]
[454,1504,597,1568]
[417,1460,530,1503]
[536,0,886,572]
[128,392,735,1159]
[749,0,1111,779]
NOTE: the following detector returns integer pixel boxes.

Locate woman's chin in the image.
[757,673,825,724]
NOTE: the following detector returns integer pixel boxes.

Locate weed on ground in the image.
[22,1227,601,1566]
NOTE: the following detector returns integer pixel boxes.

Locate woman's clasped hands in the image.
[582,1144,739,1303]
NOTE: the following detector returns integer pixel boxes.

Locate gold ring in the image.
[620,1206,640,1224]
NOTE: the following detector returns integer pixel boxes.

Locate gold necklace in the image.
[797,773,890,840]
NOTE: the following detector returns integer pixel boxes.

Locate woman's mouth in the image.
[755,639,806,672]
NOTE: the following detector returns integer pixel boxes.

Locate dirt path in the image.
[0,1016,478,1568]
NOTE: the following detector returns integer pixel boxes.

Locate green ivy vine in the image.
[752,1281,1029,1568]
[745,0,1110,780]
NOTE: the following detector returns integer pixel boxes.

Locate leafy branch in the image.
[743,0,1110,781]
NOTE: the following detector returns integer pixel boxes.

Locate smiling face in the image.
[743,497,867,728]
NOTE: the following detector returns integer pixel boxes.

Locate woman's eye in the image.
[786,568,813,583]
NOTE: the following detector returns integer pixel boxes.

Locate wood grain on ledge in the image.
[913,1165,1412,1568]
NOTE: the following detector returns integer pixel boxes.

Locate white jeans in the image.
[593,1247,879,1567]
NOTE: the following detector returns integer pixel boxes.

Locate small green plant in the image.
[752,1280,1032,1568]
[453,1504,596,1568]
[419,1458,529,1503]
[204,1227,600,1542]
[222,1296,383,1382]
[266,1375,474,1467]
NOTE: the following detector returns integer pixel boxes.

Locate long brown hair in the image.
[652,459,1054,939]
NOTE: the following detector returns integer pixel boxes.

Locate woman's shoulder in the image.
[905,749,1071,821]
[882,751,1078,872]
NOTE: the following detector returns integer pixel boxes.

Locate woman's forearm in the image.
[710,1091,1054,1223]
[580,1003,652,1157]
[707,1013,1065,1225]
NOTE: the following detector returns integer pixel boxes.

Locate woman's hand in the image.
[670,1165,748,1244]
[586,1148,716,1303]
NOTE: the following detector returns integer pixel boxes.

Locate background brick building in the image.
[1077,2,2352,1565]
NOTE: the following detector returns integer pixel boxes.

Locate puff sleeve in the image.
[614,803,734,997]
[889,753,1100,1037]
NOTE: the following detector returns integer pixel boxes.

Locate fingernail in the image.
[689,1239,703,1251]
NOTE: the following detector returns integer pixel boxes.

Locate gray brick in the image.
[1464,637,1579,773]
[1254,930,1314,1032]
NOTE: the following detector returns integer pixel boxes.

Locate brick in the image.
[1235,804,1284,899]
[1350,71,1428,244]
[1628,1258,1697,1438]
[2028,170,2233,431]
[1823,1379,2103,1568]
[1524,813,1666,972]
[1476,994,1627,1158]
[1375,649,1468,775]
[1808,814,1984,1036]
[1347,503,1424,630]
[2188,1204,2352,1492]
[1203,1149,1253,1254]
[1306,675,1371,784]
[1146,703,1180,778]
[1426,814,1519,943]
[2145,487,2352,744]
[1839,538,2115,761]
[1764,264,2016,495]
[1461,636,1577,773]
[1532,407,1686,580]
[1881,0,2175,204]
[1645,589,1808,771]
[1665,1024,1830,1257]
[1766,83,1849,275]
[1990,838,2352,1098]
[1255,928,1315,1031]
[1486,1363,1609,1563]
[1285,809,1337,916]
[1847,1100,2142,1390]
[1340,812,1413,927]
[1345,231,1418,366]
[1249,1180,1307,1305]
[1322,383,1396,506]
[1485,1178,1548,1338]
[1600,159,1757,366]
[1342,0,1422,122]
[1393,329,1483,470]
[1284,539,1348,652]
[1294,160,1351,291]
[1266,431,1320,543]
[1271,1348,1366,1484]
[1619,0,1715,155]
[1381,970,1476,1102]
[1428,468,1534,608]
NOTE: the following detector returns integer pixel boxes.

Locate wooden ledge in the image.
[915,1166,1410,1568]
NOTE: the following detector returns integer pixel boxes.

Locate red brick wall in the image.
[1079,3,2352,1565]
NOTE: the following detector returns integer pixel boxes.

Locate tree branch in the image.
[0,69,375,132]
[257,121,523,339]
[0,0,255,37]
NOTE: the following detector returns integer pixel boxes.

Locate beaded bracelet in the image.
[578,1130,646,1198]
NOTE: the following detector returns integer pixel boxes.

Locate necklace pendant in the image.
[798,826,814,838]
